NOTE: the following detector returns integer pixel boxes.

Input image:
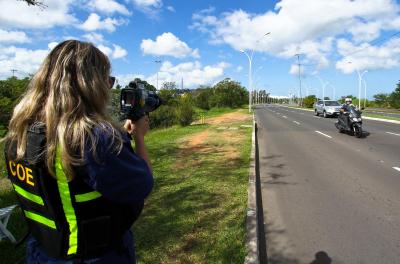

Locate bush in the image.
[303,95,317,108]
[176,96,195,126]
[149,105,177,128]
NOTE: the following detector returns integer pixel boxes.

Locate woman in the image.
[3,40,153,263]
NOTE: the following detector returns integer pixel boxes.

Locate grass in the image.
[363,113,400,122]
[0,108,253,263]
[133,109,252,263]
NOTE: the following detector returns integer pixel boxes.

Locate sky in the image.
[0,0,400,99]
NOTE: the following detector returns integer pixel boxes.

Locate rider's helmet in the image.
[345,98,352,105]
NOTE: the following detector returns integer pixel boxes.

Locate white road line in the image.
[282,116,288,119]
[313,116,319,118]
[393,167,400,172]
[386,132,400,137]
[315,130,332,138]
[293,121,300,125]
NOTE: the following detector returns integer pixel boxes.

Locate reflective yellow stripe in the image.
[13,184,44,206]
[55,147,78,255]
[75,191,102,203]
[24,210,56,229]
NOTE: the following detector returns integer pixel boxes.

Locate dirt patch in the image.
[206,110,252,125]
[184,130,210,147]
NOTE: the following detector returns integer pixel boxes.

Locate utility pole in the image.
[11,69,18,77]
[181,77,183,90]
[294,54,303,106]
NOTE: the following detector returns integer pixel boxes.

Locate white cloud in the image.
[112,44,128,59]
[133,0,162,8]
[336,38,400,74]
[88,0,131,15]
[82,32,105,44]
[0,29,30,44]
[0,0,77,29]
[167,6,175,12]
[289,64,305,76]
[80,13,126,32]
[97,43,128,59]
[115,73,146,86]
[116,59,230,89]
[236,66,243,72]
[48,42,59,50]
[131,0,162,17]
[0,45,51,79]
[141,32,200,58]
[147,60,229,88]
[191,0,400,69]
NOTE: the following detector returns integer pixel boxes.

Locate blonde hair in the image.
[4,40,123,180]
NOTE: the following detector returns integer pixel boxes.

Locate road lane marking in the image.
[313,116,319,118]
[315,131,332,138]
[393,167,400,172]
[282,116,288,119]
[386,132,400,137]
[293,121,300,125]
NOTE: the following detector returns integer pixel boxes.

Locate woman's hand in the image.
[124,116,150,139]
[124,116,152,172]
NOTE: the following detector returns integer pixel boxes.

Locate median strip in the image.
[315,130,332,139]
[386,132,400,137]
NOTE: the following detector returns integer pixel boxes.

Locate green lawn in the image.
[0,108,252,263]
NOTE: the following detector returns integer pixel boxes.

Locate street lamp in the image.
[348,61,367,109]
[363,78,367,109]
[240,32,271,112]
[315,75,328,101]
[356,70,368,109]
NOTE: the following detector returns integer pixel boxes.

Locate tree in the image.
[210,78,248,108]
[389,81,400,109]
[18,0,46,8]
[0,77,31,128]
[175,95,195,126]
[373,93,390,107]
[303,95,317,108]
[193,86,213,110]
[161,81,178,90]
[133,78,156,92]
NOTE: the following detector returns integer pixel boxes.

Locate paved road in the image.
[255,105,400,264]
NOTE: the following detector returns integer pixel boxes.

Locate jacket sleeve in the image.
[83,130,154,205]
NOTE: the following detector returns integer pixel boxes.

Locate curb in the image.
[245,114,259,264]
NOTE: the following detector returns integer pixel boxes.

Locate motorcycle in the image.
[335,105,363,138]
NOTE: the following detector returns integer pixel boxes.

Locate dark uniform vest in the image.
[4,124,143,260]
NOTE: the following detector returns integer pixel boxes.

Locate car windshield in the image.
[324,101,340,106]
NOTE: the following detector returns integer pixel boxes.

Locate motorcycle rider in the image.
[339,98,354,127]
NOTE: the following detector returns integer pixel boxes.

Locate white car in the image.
[314,100,341,118]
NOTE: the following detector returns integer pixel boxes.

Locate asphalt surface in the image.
[255,104,400,264]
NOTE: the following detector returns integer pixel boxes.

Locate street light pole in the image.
[240,50,253,113]
[316,75,328,101]
[356,69,367,109]
[363,78,367,109]
[240,32,270,112]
